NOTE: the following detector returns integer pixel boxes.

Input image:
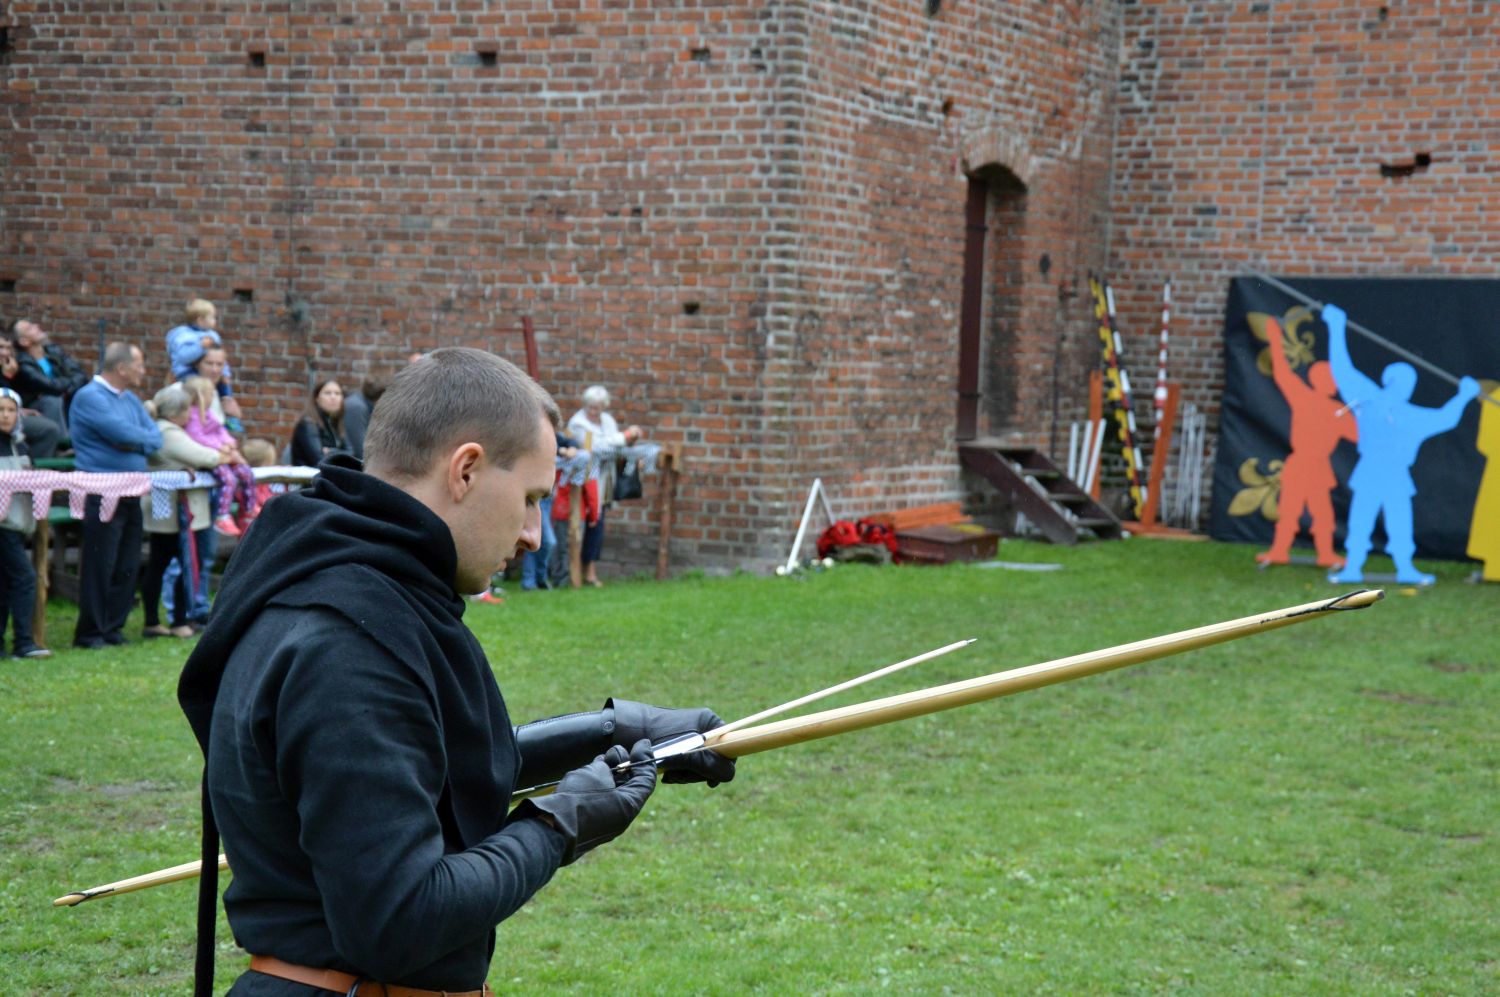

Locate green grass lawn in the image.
[2,539,1496,995]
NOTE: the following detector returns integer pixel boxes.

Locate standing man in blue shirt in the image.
[69,342,162,648]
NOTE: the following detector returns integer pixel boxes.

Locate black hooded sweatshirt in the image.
[178,457,565,994]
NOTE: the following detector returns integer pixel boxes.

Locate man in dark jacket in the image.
[178,348,733,996]
[0,337,61,458]
[8,317,89,431]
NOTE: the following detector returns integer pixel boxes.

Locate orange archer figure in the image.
[1256,316,1358,567]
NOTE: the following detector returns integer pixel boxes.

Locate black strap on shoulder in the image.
[192,770,219,997]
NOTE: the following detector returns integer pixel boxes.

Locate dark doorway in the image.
[956,166,1028,440]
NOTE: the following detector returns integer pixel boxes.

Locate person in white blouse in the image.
[566,385,643,587]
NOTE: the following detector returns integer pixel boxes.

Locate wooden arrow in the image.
[704,589,1382,758]
[53,590,1380,907]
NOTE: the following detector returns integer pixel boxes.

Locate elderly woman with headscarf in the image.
[142,383,230,638]
[0,387,51,658]
[565,384,644,588]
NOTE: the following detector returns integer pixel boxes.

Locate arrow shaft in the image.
[707,590,1381,759]
[713,638,976,737]
[54,591,1381,907]
[1248,273,1495,407]
[54,855,228,907]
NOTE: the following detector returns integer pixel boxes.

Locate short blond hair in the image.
[185,298,216,323]
[241,437,277,467]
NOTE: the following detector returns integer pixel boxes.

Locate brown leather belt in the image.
[248,954,494,996]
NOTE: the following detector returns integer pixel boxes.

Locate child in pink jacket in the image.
[182,376,257,536]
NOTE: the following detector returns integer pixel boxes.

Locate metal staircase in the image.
[959,439,1123,544]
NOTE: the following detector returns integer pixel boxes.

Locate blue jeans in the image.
[161,526,217,623]
[522,498,555,590]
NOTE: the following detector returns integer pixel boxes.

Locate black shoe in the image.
[13,645,53,660]
[73,639,106,650]
[103,632,127,646]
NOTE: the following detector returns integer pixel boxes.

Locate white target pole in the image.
[783,478,827,575]
[1154,278,1171,441]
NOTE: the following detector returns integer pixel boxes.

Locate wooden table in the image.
[0,470,155,650]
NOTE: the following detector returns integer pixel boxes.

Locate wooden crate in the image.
[896,523,999,565]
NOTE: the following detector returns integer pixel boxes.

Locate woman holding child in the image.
[142,384,229,639]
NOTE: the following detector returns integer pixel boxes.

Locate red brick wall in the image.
[755,0,1119,535]
[1,1,1119,572]
[1109,0,1500,455]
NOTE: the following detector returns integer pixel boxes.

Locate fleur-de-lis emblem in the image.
[1246,306,1318,375]
[1228,456,1283,520]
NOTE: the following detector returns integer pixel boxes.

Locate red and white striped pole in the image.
[1153,278,1171,441]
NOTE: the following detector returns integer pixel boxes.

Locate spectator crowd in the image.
[0,300,651,658]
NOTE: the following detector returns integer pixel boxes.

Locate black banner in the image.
[1209,276,1500,563]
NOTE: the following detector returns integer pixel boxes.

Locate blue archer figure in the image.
[1322,303,1479,585]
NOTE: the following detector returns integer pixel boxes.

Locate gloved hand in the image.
[518,740,657,865]
[608,699,737,787]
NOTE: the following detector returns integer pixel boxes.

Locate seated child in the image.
[0,388,51,658]
[182,376,257,537]
[240,437,281,513]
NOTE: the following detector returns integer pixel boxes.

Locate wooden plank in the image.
[654,444,680,581]
[868,501,967,532]
[1137,382,1179,528]
[567,486,583,589]
[1088,369,1103,500]
[30,519,49,648]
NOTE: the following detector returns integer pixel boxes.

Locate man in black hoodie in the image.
[178,349,733,996]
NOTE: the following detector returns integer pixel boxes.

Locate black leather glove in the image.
[608,699,737,787]
[516,740,657,865]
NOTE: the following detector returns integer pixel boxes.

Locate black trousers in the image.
[581,507,607,565]
[74,495,142,646]
[142,533,179,628]
[20,414,61,460]
[0,527,37,652]
[142,529,209,628]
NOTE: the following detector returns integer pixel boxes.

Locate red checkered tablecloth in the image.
[0,470,154,523]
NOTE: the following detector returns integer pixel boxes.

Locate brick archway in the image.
[956,125,1033,440]
[959,125,1038,189]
